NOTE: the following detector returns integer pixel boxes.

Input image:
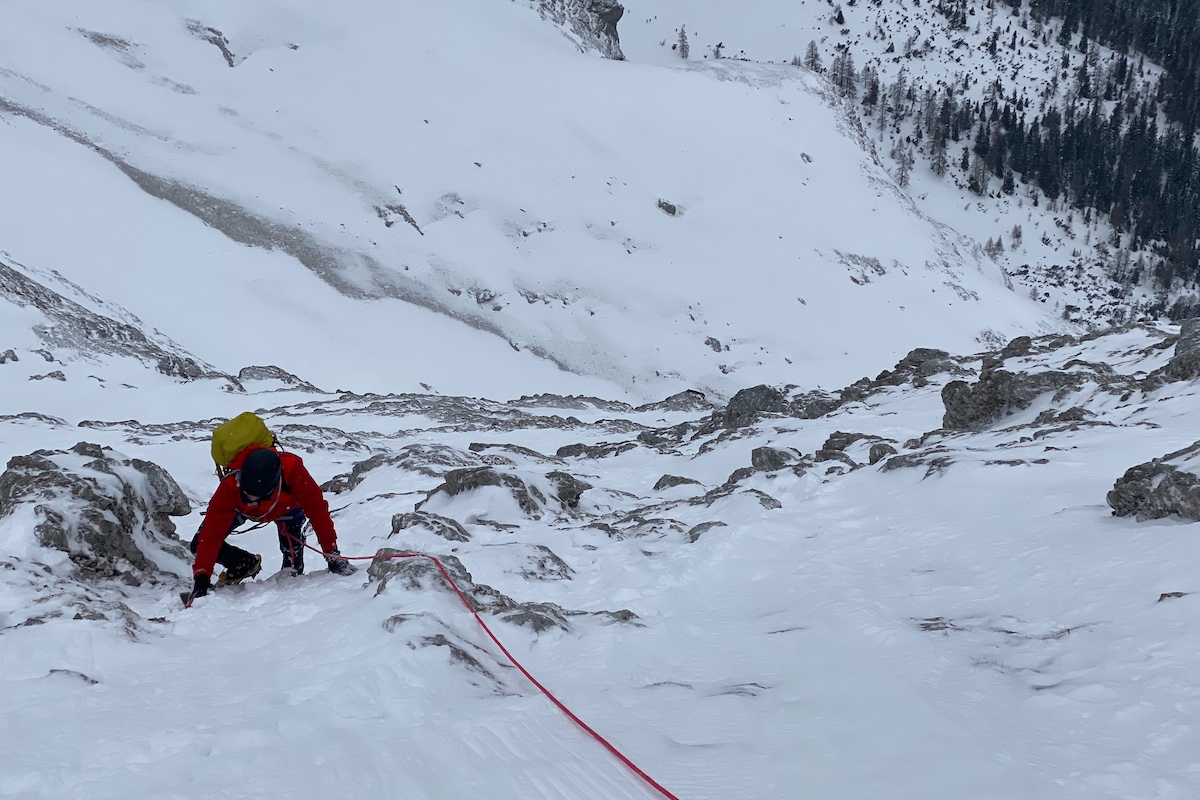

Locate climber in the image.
[186,445,356,603]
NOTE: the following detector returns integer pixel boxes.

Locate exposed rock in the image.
[721,385,788,429]
[369,549,630,633]
[941,369,1088,431]
[822,431,867,451]
[556,440,637,459]
[531,0,625,60]
[0,255,219,380]
[29,371,66,381]
[747,489,783,509]
[1033,406,1094,425]
[1107,442,1200,520]
[509,544,574,581]
[751,446,799,472]
[789,389,842,419]
[186,20,239,67]
[418,633,498,678]
[871,347,970,389]
[510,394,632,412]
[879,449,955,478]
[1145,318,1200,387]
[813,449,858,469]
[390,511,471,542]
[999,336,1033,360]
[636,389,713,413]
[324,445,511,492]
[0,443,191,587]
[415,466,545,518]
[498,602,572,633]
[0,411,67,426]
[637,423,696,448]
[686,521,727,543]
[469,442,559,462]
[236,365,323,393]
[605,515,686,540]
[653,474,701,491]
[368,549,511,611]
[544,470,592,508]
[0,349,16,363]
[869,442,898,465]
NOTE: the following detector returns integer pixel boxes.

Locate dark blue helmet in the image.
[238,448,281,500]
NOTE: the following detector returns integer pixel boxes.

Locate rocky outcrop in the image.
[1107,442,1200,520]
[557,440,637,459]
[368,548,633,631]
[237,365,324,393]
[1143,319,1200,389]
[720,385,788,429]
[653,474,701,491]
[941,369,1088,431]
[751,446,800,472]
[0,443,191,585]
[0,255,220,380]
[390,511,472,542]
[414,466,592,518]
[636,389,713,413]
[324,445,513,492]
[544,470,592,508]
[416,466,546,517]
[866,347,969,390]
[531,0,625,60]
[869,442,898,464]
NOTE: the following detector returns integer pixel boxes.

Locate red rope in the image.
[311,542,681,800]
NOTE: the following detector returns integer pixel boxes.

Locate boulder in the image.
[1107,442,1200,520]
[721,385,787,429]
[0,443,191,585]
[390,511,471,542]
[544,470,592,508]
[653,474,701,491]
[941,369,1086,431]
[751,446,798,472]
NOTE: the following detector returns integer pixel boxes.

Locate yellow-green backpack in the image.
[210,412,276,478]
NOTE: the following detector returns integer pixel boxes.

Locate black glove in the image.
[325,549,358,576]
[192,573,211,599]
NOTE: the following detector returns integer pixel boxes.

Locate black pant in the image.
[276,508,307,571]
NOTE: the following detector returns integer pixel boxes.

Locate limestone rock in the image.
[1107,442,1200,520]
[390,511,471,542]
[721,385,788,429]
[0,443,191,585]
[653,474,701,491]
[941,369,1087,431]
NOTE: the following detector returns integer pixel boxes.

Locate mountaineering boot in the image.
[217,552,263,586]
[325,549,358,576]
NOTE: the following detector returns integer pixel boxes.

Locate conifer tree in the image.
[803,40,822,72]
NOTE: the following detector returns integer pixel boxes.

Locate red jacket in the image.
[192,446,338,577]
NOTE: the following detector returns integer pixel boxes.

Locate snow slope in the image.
[5,323,1200,799]
[6,3,1198,800]
[0,0,1059,401]
[624,0,1172,324]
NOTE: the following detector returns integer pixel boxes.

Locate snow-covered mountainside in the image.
[6,319,1200,799]
[6,2,1200,799]
[625,0,1187,324]
[0,0,1060,401]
